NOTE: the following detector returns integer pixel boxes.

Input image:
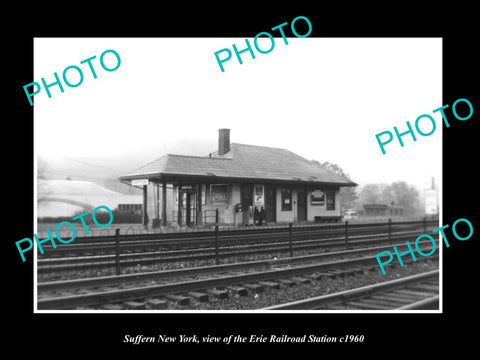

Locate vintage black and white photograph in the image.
[33,37,442,312]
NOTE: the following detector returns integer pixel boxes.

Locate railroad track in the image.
[263,270,439,310]
[38,227,437,274]
[37,220,437,258]
[37,242,439,310]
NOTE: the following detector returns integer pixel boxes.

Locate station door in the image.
[264,185,276,223]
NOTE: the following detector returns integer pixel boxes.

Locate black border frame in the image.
[6,5,479,356]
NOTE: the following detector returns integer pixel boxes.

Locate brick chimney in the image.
[218,128,230,155]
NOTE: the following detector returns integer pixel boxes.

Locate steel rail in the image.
[262,270,439,310]
[38,240,436,292]
[37,221,436,256]
[37,229,435,272]
[395,295,439,310]
[37,234,432,273]
[37,252,439,310]
[39,228,423,262]
[41,220,433,245]
[38,255,384,309]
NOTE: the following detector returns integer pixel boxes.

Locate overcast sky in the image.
[34,37,442,191]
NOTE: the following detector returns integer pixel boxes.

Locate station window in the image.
[201,184,206,205]
[281,187,292,211]
[310,189,325,206]
[210,184,229,204]
[326,189,335,210]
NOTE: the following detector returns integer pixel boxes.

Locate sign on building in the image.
[254,184,264,206]
[131,179,149,186]
[210,184,229,204]
[310,189,325,205]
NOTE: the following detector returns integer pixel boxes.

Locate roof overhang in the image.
[119,173,357,187]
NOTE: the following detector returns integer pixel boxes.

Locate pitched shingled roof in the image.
[120,143,356,186]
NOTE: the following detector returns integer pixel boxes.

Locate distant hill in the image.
[37,155,145,219]
[38,179,142,218]
[38,154,143,195]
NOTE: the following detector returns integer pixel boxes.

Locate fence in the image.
[38,217,439,276]
[36,214,439,239]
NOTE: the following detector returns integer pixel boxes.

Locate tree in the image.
[387,181,421,214]
[319,161,358,211]
[357,181,422,215]
[357,183,388,205]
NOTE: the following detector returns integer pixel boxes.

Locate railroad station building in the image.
[119,129,357,227]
